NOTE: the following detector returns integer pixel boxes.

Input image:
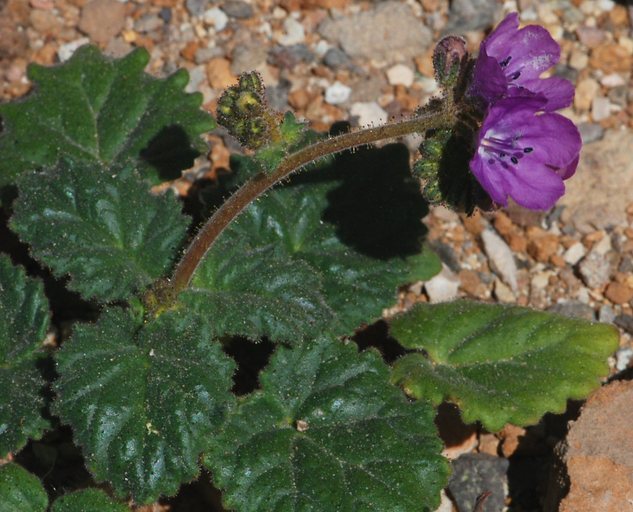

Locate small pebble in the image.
[481,229,518,292]
[278,17,305,46]
[564,242,587,265]
[386,63,415,87]
[615,314,633,335]
[578,122,604,144]
[324,81,351,105]
[615,348,633,372]
[323,47,351,69]
[57,38,90,62]
[425,265,460,303]
[591,96,611,121]
[203,7,228,31]
[599,304,616,323]
[350,101,388,127]
[222,0,253,19]
[186,0,208,16]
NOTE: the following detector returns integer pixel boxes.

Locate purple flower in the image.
[469,97,581,210]
[470,13,574,111]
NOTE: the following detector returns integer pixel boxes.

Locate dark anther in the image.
[499,152,506,158]
[500,56,512,67]
[509,71,521,80]
[511,156,519,164]
[523,147,533,153]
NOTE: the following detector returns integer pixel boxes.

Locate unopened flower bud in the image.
[433,35,468,90]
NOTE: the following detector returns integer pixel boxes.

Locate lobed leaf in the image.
[0,255,50,454]
[0,463,47,512]
[390,301,620,431]
[11,161,190,303]
[186,145,441,342]
[51,489,128,512]
[205,338,449,512]
[0,45,215,188]
[181,239,334,343]
[53,307,235,503]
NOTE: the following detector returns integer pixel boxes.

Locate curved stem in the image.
[168,105,455,298]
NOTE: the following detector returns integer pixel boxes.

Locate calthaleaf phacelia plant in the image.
[0,12,617,512]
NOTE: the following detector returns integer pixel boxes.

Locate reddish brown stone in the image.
[605,282,633,304]
[554,381,633,511]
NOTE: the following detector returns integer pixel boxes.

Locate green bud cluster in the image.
[413,129,452,204]
[216,71,280,150]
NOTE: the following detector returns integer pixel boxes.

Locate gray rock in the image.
[577,122,604,144]
[560,130,633,232]
[443,0,502,33]
[615,314,633,335]
[134,13,164,33]
[424,264,460,303]
[186,0,208,17]
[230,43,267,74]
[268,44,314,69]
[265,79,290,111]
[481,229,518,291]
[619,256,633,274]
[578,250,616,289]
[222,1,253,19]
[548,301,595,321]
[323,47,351,69]
[608,85,628,107]
[318,2,432,60]
[599,304,616,324]
[448,453,509,512]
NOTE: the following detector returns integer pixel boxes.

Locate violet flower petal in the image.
[469,98,581,210]
[516,76,575,111]
[470,45,508,104]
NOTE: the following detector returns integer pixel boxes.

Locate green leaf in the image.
[205,338,449,512]
[0,463,48,512]
[389,301,619,431]
[51,489,128,512]
[187,145,441,341]
[11,161,190,303]
[181,240,333,343]
[53,307,235,503]
[0,45,215,188]
[0,255,50,454]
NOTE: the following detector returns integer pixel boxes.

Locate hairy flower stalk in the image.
[166,104,456,298]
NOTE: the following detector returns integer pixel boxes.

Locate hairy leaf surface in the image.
[51,489,128,512]
[182,240,333,342]
[0,463,47,512]
[187,146,440,341]
[0,45,215,187]
[53,308,235,503]
[390,301,619,431]
[0,255,50,454]
[205,338,448,511]
[11,162,189,302]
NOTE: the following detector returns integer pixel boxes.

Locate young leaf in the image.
[11,162,190,303]
[53,307,235,503]
[181,239,333,343]
[0,45,215,187]
[0,463,48,512]
[204,338,449,512]
[0,255,50,454]
[188,146,441,341]
[390,301,619,431]
[51,489,127,512]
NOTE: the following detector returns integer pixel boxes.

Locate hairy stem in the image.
[167,104,455,298]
